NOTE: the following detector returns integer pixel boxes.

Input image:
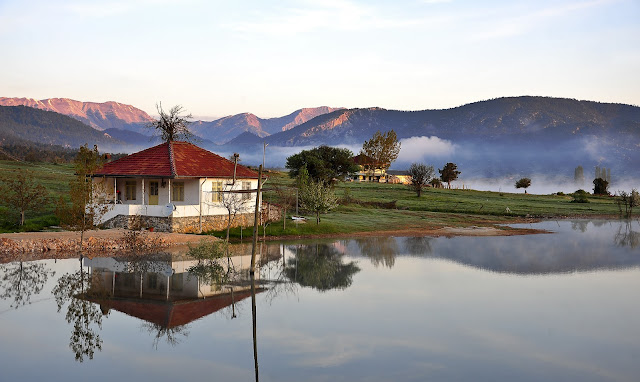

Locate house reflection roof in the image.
[87,289,263,328]
[94,141,259,178]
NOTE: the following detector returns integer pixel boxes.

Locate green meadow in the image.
[0,161,629,235]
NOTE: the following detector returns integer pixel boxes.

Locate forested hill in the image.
[262,96,640,146]
[0,105,125,149]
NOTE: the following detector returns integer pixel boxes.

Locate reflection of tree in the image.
[52,257,108,362]
[404,236,434,256]
[615,221,640,249]
[571,221,589,232]
[355,237,398,268]
[284,244,360,291]
[0,261,55,309]
[140,322,190,349]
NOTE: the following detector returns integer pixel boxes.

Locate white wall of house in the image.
[95,176,259,224]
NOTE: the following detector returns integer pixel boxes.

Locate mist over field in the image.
[215,133,640,196]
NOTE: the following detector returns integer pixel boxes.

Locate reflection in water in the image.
[0,260,55,309]
[52,256,108,362]
[348,220,640,274]
[355,237,398,268]
[615,221,640,249]
[284,244,360,291]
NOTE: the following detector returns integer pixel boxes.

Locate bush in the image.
[571,189,589,203]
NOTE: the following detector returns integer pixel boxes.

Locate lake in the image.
[1,219,639,381]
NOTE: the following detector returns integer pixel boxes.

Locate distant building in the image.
[92,141,261,233]
[386,170,412,185]
[350,154,389,182]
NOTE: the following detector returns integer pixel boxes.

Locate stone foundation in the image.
[101,202,283,234]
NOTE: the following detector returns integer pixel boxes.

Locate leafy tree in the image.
[284,244,360,291]
[515,177,532,193]
[429,178,442,188]
[0,169,49,225]
[148,103,194,142]
[439,162,461,189]
[285,145,359,184]
[360,130,401,172]
[299,178,338,224]
[408,163,434,197]
[593,178,609,195]
[56,144,111,249]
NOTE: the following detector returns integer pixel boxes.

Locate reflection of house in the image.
[350,154,389,182]
[83,253,266,327]
[386,170,411,185]
[92,141,260,233]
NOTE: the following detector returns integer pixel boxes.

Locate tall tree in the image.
[285,145,359,184]
[148,103,194,142]
[408,163,434,197]
[593,178,609,195]
[0,169,49,225]
[360,130,401,173]
[515,178,532,193]
[439,162,461,189]
[56,145,111,249]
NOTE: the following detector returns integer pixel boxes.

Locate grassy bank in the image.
[209,171,627,239]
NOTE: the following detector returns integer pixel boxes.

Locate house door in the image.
[149,181,159,205]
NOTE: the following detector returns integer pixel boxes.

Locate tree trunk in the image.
[316,211,320,225]
[20,210,25,226]
[282,206,286,230]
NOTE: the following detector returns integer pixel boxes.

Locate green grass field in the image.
[0,161,630,235]
[0,160,75,232]
[211,170,628,239]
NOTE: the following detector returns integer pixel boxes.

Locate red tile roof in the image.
[94,141,259,178]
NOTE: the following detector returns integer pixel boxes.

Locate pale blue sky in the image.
[1,0,638,118]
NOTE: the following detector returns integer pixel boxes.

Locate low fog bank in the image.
[460,175,640,195]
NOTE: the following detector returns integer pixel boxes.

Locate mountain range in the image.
[1,96,639,181]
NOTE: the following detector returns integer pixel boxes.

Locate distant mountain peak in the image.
[0,97,153,130]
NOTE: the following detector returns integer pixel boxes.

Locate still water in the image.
[1,220,639,381]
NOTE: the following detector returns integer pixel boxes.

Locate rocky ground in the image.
[0,228,216,263]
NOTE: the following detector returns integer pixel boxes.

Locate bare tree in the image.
[148,103,194,142]
[219,183,252,242]
[408,163,434,197]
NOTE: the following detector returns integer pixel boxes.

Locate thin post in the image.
[250,165,263,275]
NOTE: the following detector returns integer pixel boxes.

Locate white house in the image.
[92,141,261,233]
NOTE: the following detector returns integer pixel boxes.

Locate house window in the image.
[212,181,223,203]
[125,181,136,201]
[242,181,251,200]
[172,182,184,202]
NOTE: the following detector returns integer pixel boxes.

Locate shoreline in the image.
[1,215,628,262]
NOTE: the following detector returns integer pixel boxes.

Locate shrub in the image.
[571,189,589,203]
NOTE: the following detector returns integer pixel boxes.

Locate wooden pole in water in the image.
[250,165,262,382]
[250,165,263,275]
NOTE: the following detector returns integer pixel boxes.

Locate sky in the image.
[1,0,639,119]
